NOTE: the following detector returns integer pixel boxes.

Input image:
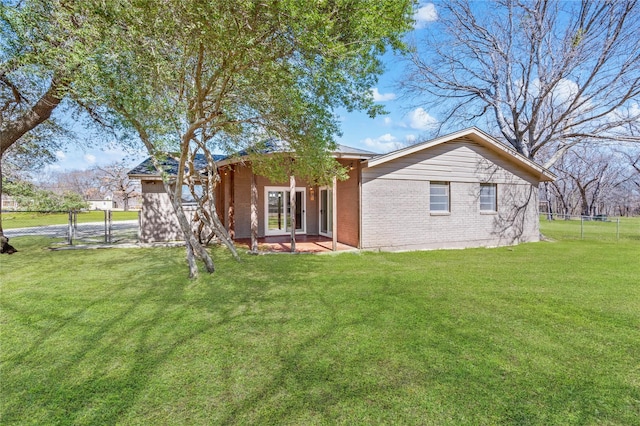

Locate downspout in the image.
[332,175,338,252]
[229,165,235,238]
[358,160,363,250]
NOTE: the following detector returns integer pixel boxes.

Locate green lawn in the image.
[541,215,640,241]
[1,234,639,424]
[1,210,139,229]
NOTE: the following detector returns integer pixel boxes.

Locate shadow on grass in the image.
[2,240,639,424]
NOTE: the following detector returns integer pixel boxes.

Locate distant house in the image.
[128,128,555,250]
[88,199,116,210]
[1,194,19,211]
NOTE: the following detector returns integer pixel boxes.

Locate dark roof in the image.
[334,144,377,156]
[226,138,282,158]
[128,142,377,177]
[128,153,226,177]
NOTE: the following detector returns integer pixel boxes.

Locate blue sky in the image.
[47,3,439,172]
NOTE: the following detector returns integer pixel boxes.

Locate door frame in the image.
[264,186,307,236]
[318,186,333,238]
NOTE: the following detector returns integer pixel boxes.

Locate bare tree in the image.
[44,169,106,200]
[403,0,640,167]
[547,145,637,216]
[95,162,140,211]
[611,148,640,215]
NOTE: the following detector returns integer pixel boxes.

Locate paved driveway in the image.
[4,220,139,239]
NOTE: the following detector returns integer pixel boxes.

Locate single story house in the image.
[88,199,116,210]
[128,127,555,250]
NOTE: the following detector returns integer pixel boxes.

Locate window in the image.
[181,184,203,205]
[480,183,497,212]
[430,181,449,212]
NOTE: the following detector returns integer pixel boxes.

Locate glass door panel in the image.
[285,191,304,232]
[267,191,285,233]
[319,188,333,237]
[265,187,306,235]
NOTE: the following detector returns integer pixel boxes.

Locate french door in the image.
[265,187,306,235]
[319,187,333,237]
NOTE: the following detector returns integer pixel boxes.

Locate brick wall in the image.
[361,179,539,251]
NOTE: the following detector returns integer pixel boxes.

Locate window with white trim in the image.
[430,181,450,212]
[480,183,497,212]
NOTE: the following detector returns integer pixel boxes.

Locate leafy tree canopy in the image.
[85,0,414,171]
[76,0,414,276]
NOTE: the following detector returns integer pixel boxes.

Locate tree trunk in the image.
[163,179,216,275]
[578,187,590,217]
[185,239,199,279]
[205,198,240,260]
[543,182,554,220]
[180,205,215,273]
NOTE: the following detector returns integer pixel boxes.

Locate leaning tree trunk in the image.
[184,239,199,279]
[168,187,216,276]
[186,146,240,261]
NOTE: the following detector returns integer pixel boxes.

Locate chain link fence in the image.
[2,210,140,245]
[541,214,640,241]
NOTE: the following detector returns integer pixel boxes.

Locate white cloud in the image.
[414,3,438,29]
[554,78,579,104]
[529,77,579,106]
[383,117,393,126]
[55,150,66,160]
[371,87,397,102]
[407,107,438,131]
[405,134,417,144]
[362,133,406,153]
[84,154,97,164]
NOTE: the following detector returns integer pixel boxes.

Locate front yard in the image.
[1,229,638,424]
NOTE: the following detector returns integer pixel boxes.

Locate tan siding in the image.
[139,181,185,243]
[363,139,539,185]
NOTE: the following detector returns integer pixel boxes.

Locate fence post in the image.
[73,210,78,240]
[108,210,112,243]
[616,218,620,241]
[580,215,584,240]
[104,209,113,243]
[68,210,73,245]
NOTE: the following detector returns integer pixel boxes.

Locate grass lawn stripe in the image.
[1,226,639,425]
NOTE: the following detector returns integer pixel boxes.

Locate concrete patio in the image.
[234,235,356,253]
